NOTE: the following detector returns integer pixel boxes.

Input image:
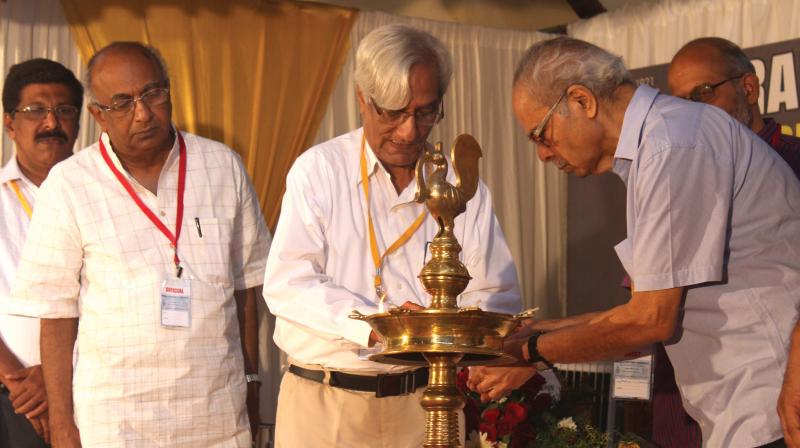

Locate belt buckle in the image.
[375,371,415,398]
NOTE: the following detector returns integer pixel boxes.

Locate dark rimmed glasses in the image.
[528,91,566,147]
[369,96,444,128]
[13,104,79,121]
[93,87,170,116]
[686,74,744,103]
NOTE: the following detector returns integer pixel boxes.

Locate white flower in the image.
[466,430,508,448]
[465,431,481,448]
[466,431,495,448]
[557,416,578,431]
[478,432,496,448]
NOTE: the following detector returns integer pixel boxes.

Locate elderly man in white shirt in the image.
[0,58,82,448]
[7,42,271,447]
[468,37,799,448]
[263,24,521,448]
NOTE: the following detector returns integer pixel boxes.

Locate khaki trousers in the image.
[275,370,429,448]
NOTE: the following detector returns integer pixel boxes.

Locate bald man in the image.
[7,42,270,447]
[669,37,800,177]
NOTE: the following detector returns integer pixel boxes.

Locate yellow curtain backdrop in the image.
[60,0,358,229]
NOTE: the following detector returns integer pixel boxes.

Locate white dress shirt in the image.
[264,128,521,374]
[0,157,40,368]
[7,131,271,447]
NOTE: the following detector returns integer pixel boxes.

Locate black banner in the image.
[630,38,800,136]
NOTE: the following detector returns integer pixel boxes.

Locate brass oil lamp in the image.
[350,134,536,448]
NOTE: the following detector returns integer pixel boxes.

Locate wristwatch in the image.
[526,332,554,370]
[245,373,261,384]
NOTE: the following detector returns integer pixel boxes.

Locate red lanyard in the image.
[98,132,187,277]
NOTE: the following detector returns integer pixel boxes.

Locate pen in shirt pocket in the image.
[194,217,203,238]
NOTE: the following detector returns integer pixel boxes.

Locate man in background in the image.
[0,58,82,448]
[7,42,270,447]
[662,36,800,448]
[669,37,800,176]
[263,24,521,447]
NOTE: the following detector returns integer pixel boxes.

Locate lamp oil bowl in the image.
[349,134,537,448]
[348,307,533,366]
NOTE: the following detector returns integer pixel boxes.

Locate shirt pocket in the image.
[184,217,234,287]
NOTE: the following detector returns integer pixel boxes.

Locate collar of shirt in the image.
[355,127,421,206]
[100,127,181,195]
[0,156,34,188]
[611,84,659,182]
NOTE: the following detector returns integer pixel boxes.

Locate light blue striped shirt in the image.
[612,85,800,447]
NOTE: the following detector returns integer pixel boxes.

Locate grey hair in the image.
[514,36,634,109]
[355,24,452,110]
[86,41,170,98]
[675,37,755,78]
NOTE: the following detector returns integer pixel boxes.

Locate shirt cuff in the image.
[236,260,268,291]
[340,314,376,347]
[633,265,721,291]
[3,297,79,319]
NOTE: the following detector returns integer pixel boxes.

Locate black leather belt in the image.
[289,364,428,397]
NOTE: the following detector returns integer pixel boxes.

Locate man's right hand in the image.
[4,365,48,418]
[4,367,52,443]
[26,411,50,444]
[467,366,538,402]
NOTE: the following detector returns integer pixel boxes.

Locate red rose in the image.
[479,423,498,441]
[501,401,528,426]
[497,420,513,437]
[482,407,501,425]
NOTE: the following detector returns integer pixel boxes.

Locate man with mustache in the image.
[468,36,799,447]
[7,42,271,447]
[0,58,82,448]
[263,24,521,447]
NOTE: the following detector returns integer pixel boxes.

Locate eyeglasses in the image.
[369,97,444,128]
[13,104,79,121]
[528,91,566,147]
[686,74,744,103]
[93,87,170,115]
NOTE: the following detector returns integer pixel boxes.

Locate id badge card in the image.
[161,277,191,328]
[612,352,654,401]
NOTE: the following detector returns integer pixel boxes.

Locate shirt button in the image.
[160,210,166,216]
[397,284,404,291]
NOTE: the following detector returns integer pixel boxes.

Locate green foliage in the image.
[532,414,609,448]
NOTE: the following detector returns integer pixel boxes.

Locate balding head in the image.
[668,37,761,131]
[672,38,755,80]
[87,42,169,99]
